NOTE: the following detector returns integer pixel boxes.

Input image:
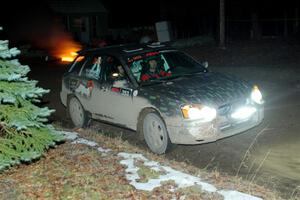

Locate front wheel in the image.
[67,96,89,128]
[142,111,171,154]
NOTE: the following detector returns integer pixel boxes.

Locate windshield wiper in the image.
[139,71,206,86]
[182,70,207,76]
[139,75,182,86]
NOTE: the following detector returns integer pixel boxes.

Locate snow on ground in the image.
[97,146,112,153]
[61,131,262,200]
[118,152,217,192]
[71,138,98,147]
[118,153,262,200]
[57,130,78,140]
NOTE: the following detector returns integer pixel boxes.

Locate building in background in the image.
[48,0,108,44]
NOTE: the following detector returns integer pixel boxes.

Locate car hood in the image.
[139,72,252,114]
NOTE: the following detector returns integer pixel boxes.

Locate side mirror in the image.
[202,61,208,69]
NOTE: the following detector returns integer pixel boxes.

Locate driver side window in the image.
[102,56,130,87]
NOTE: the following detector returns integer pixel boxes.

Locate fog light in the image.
[231,107,256,119]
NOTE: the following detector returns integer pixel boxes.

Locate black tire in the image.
[67,96,89,128]
[138,109,172,154]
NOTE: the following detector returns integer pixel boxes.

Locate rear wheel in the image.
[68,96,88,128]
[142,111,171,154]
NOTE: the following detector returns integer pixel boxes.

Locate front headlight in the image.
[181,104,216,122]
[251,85,263,104]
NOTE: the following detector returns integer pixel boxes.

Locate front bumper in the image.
[167,106,264,145]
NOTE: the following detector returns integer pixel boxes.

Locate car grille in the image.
[218,103,232,116]
[217,98,249,131]
[217,98,248,116]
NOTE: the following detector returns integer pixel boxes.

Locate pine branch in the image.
[0,101,55,130]
[0,59,30,81]
[0,81,49,104]
[0,40,20,59]
[0,126,64,170]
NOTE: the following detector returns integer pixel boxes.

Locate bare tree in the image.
[219,0,225,48]
[159,1,167,21]
[251,13,261,40]
[284,10,288,38]
[294,7,299,34]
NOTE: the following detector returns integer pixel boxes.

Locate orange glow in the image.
[61,51,78,62]
[30,23,83,63]
[76,56,85,62]
[70,52,78,56]
[50,34,82,62]
[61,56,75,62]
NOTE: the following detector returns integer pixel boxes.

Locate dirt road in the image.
[26,40,300,198]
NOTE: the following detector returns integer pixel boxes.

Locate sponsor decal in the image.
[95,113,114,120]
[87,80,94,89]
[74,80,94,98]
[145,51,159,57]
[111,87,121,92]
[128,55,143,63]
[120,88,131,96]
[111,87,132,97]
[69,79,79,90]
[133,90,138,96]
[127,52,159,63]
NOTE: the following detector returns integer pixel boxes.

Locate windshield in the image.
[127,51,206,84]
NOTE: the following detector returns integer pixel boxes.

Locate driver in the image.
[140,58,171,81]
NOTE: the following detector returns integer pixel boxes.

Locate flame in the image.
[49,30,82,62]
[21,22,83,63]
[61,51,78,62]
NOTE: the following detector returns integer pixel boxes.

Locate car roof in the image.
[78,42,176,57]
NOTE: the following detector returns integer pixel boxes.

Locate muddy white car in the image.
[60,43,264,154]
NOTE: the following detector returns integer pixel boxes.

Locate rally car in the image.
[60,43,264,154]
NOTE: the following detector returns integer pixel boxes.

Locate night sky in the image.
[2,0,299,26]
[0,0,299,44]
[103,0,299,27]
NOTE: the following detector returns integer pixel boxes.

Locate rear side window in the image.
[80,55,103,80]
[69,55,87,74]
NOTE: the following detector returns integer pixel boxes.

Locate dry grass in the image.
[0,127,285,200]
[236,125,270,177]
[289,186,300,200]
[77,128,283,199]
[135,160,165,183]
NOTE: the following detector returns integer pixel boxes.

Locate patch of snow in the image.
[118,152,217,192]
[63,133,262,200]
[72,138,98,147]
[119,153,147,161]
[61,130,112,155]
[97,146,111,153]
[59,131,79,140]
[118,152,262,200]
